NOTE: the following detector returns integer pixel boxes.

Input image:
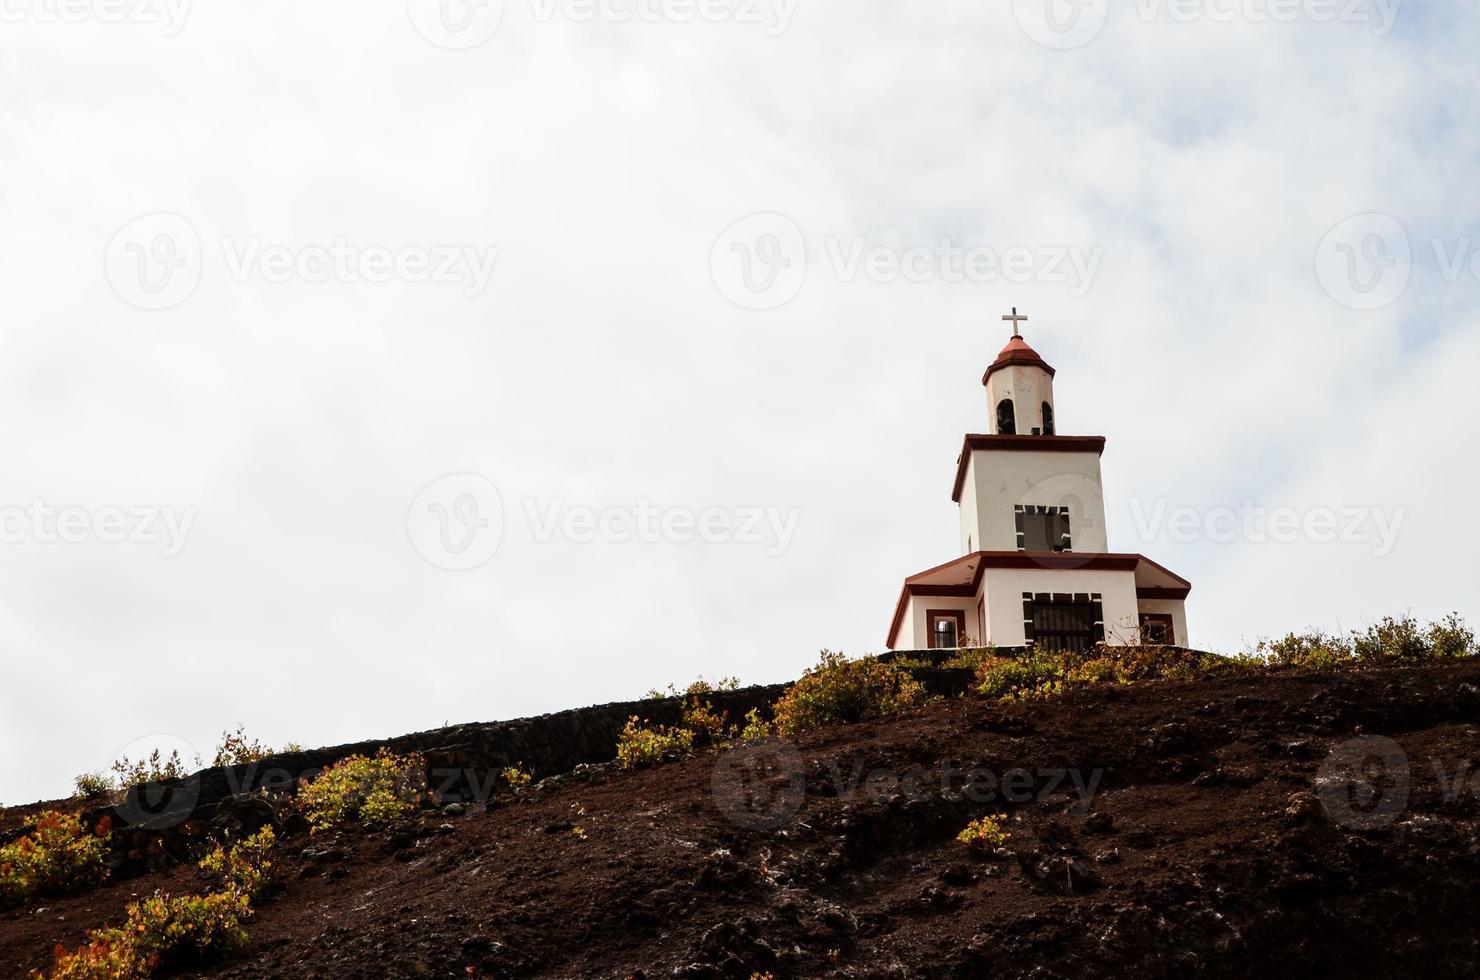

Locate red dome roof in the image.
[982,335,1055,385]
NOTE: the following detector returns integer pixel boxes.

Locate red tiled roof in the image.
[982,335,1055,385]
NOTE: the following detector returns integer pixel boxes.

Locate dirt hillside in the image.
[4,662,1479,979]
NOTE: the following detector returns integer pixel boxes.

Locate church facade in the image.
[886,313,1192,652]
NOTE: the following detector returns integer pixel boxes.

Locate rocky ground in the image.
[4,662,1480,979]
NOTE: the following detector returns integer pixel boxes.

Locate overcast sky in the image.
[2,1,1477,805]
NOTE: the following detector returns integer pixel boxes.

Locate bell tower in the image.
[885,307,1193,651]
[984,308,1056,436]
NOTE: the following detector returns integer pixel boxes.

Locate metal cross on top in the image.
[1002,307,1028,338]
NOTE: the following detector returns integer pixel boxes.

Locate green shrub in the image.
[680,697,730,747]
[112,749,197,790]
[941,644,997,670]
[771,651,925,736]
[211,726,273,768]
[1253,629,1354,670]
[41,929,136,979]
[0,811,111,909]
[1352,615,1431,663]
[1253,615,1479,669]
[198,827,276,901]
[1198,651,1261,675]
[1428,613,1477,658]
[980,644,1210,701]
[73,772,116,799]
[615,717,695,769]
[975,653,1066,700]
[1064,655,1121,686]
[737,708,773,742]
[647,676,742,699]
[502,765,532,789]
[1001,679,1065,702]
[42,819,278,978]
[956,816,1009,850]
[297,749,427,831]
[1091,644,1202,682]
[44,889,253,979]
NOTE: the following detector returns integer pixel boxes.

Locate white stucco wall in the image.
[978,567,1139,647]
[959,450,1109,555]
[986,364,1056,435]
[894,603,914,651]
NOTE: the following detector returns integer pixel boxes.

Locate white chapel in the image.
[886,311,1193,652]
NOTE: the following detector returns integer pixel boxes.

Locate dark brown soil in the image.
[5,663,1480,979]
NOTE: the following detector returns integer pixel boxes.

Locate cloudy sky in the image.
[2,0,1477,805]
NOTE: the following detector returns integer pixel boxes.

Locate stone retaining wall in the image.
[39,663,987,879]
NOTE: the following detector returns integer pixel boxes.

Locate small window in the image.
[1015,505,1072,552]
[996,399,1016,435]
[927,611,965,650]
[1041,401,1055,436]
[1139,614,1176,645]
